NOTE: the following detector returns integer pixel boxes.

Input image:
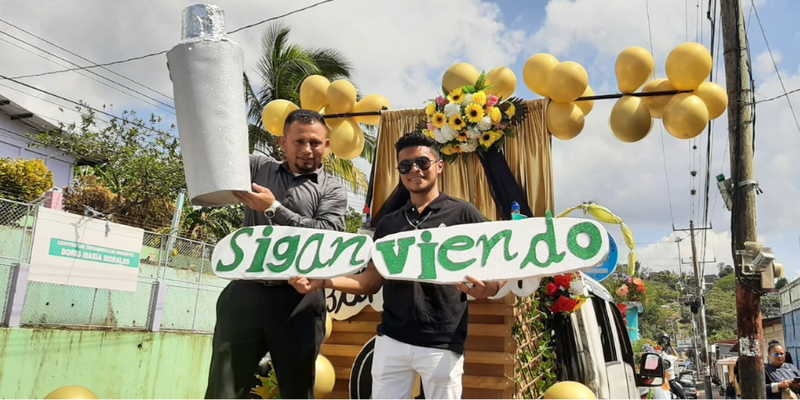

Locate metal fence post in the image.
[2,263,30,328]
[148,280,169,332]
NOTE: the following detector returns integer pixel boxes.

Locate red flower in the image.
[549,295,578,314]
[554,275,572,290]
[617,303,628,317]
[545,283,558,296]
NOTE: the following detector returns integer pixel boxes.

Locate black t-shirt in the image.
[373,192,485,355]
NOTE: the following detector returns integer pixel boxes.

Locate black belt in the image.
[257,280,290,287]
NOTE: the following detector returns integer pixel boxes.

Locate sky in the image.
[1,0,799,280]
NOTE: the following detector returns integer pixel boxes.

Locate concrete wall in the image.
[0,328,212,399]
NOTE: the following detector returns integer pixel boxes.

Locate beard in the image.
[294,160,318,173]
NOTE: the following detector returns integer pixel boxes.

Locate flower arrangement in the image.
[615,276,647,303]
[419,72,528,162]
[539,272,589,315]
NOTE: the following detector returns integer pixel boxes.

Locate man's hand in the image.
[455,276,500,299]
[233,183,276,212]
[289,276,324,294]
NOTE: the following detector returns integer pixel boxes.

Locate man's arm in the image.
[289,263,385,295]
[271,185,347,231]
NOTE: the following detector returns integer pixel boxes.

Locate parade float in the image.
[158,4,728,399]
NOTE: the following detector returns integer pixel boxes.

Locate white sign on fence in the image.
[211,225,374,280]
[371,214,610,284]
[29,207,144,292]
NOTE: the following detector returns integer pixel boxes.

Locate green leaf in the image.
[475,71,487,90]
[462,85,476,94]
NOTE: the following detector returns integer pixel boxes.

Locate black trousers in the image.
[205,281,326,399]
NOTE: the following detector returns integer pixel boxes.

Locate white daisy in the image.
[441,125,457,141]
[459,140,478,153]
[467,126,481,140]
[444,103,461,118]
[477,116,493,131]
[434,128,447,143]
[463,93,474,105]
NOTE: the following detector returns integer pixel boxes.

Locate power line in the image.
[0,17,174,101]
[749,0,800,134]
[751,87,800,105]
[0,29,175,113]
[2,0,338,81]
[645,0,678,228]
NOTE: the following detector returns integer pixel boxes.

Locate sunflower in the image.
[422,129,435,139]
[454,129,469,142]
[465,103,485,123]
[449,114,466,131]
[490,107,502,123]
[472,91,487,106]
[431,112,447,128]
[441,144,456,155]
[447,87,465,104]
[425,102,437,116]
[505,103,516,117]
[479,130,497,148]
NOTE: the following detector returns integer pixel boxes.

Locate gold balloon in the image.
[543,381,597,399]
[329,119,364,159]
[299,75,330,112]
[326,79,357,115]
[262,99,299,136]
[352,94,390,125]
[523,53,559,98]
[442,63,480,93]
[640,79,675,119]
[695,81,728,119]
[45,386,99,399]
[324,313,333,341]
[575,86,594,116]
[609,96,653,143]
[546,101,585,140]
[662,93,710,139]
[666,42,712,90]
[485,66,517,100]
[616,46,655,93]
[314,355,336,398]
[547,61,589,103]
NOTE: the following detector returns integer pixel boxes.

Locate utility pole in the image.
[675,236,701,371]
[689,221,712,399]
[721,0,764,397]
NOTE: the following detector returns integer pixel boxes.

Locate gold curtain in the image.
[371,100,554,220]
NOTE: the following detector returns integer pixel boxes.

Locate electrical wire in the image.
[2,0,338,81]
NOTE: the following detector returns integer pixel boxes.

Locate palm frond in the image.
[323,155,368,193]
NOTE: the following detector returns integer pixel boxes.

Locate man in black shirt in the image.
[205,110,347,399]
[290,131,501,399]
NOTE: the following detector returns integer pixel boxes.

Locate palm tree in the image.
[244,22,375,193]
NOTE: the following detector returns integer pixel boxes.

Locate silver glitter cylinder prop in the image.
[167,4,250,206]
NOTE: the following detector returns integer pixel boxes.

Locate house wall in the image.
[0,115,74,189]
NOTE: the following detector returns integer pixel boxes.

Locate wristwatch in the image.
[264,201,281,219]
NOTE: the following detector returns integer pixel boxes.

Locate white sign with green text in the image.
[211,225,374,280]
[371,212,610,283]
[29,207,144,292]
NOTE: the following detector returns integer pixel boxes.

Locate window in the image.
[592,297,618,362]
[550,312,585,383]
[610,301,636,367]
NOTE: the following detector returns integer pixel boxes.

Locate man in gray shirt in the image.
[205,109,347,399]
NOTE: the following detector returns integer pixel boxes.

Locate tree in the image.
[777,277,789,290]
[0,157,54,201]
[718,263,734,278]
[31,106,184,231]
[180,204,244,243]
[244,22,375,193]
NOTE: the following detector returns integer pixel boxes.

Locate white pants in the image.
[371,335,465,399]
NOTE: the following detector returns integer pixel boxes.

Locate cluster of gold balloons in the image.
[313,314,336,398]
[261,75,390,160]
[441,63,518,100]
[610,43,728,143]
[523,54,594,140]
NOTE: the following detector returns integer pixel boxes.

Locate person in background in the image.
[205,109,347,399]
[764,341,800,399]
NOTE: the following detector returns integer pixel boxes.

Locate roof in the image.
[713,339,738,345]
[0,93,60,134]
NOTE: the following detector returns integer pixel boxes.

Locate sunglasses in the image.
[774,353,786,357]
[397,157,434,175]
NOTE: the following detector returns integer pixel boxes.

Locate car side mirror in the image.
[636,352,665,387]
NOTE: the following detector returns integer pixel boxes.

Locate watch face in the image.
[265,209,276,218]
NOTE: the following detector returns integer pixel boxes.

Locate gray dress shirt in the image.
[244,154,347,232]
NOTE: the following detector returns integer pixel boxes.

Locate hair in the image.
[283,109,327,134]
[394,131,439,159]
[768,341,784,353]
